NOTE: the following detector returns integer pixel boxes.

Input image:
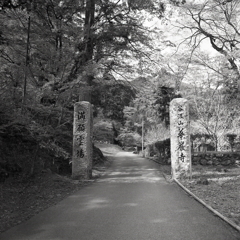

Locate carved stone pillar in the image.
[72,101,92,179]
[170,98,192,179]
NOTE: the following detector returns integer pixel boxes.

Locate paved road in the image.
[1,152,240,240]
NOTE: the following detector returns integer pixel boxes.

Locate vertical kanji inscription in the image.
[72,101,92,179]
[170,98,192,179]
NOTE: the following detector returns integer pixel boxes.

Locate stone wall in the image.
[145,136,240,167]
[146,144,239,167]
[192,152,239,166]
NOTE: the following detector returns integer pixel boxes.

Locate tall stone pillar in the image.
[170,98,192,179]
[72,101,92,179]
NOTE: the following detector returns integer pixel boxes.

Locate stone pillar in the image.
[170,98,192,179]
[72,101,92,179]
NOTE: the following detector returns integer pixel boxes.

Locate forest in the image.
[1,0,240,178]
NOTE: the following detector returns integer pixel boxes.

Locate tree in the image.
[179,0,240,91]
[0,0,83,105]
[118,70,180,147]
[0,0,85,175]
[152,69,182,125]
[190,69,239,150]
[91,81,136,121]
[67,0,168,87]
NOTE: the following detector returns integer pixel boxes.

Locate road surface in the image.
[0,151,239,240]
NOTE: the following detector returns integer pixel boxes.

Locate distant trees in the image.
[92,82,136,121]
[179,57,240,151]
[117,69,181,146]
[153,85,181,126]
[191,77,230,150]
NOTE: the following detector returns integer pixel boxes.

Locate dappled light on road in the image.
[84,198,110,210]
[98,152,165,183]
[98,171,163,183]
[98,177,163,183]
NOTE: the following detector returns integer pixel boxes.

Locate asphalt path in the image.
[0,152,240,240]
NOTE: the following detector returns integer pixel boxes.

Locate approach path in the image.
[0,151,239,240]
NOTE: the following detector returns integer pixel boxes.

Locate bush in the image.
[145,138,170,164]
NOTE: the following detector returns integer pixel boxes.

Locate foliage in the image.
[144,123,170,144]
[117,69,180,147]
[116,131,142,148]
[153,86,181,126]
[92,81,136,121]
[0,102,73,175]
[188,72,240,150]
[67,0,167,84]
[154,138,170,163]
[93,118,115,143]
[92,144,106,165]
[145,138,170,164]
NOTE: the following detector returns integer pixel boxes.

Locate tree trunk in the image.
[84,0,95,62]
[213,134,218,151]
[67,0,95,86]
[21,15,31,112]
